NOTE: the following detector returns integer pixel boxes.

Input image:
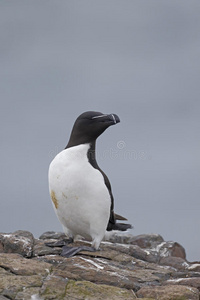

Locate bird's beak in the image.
[92,113,120,125]
[108,114,120,125]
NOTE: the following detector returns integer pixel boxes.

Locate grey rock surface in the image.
[0,230,199,299]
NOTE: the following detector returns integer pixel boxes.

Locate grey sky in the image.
[0,1,200,261]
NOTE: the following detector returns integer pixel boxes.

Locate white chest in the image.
[49,144,105,197]
[48,143,110,239]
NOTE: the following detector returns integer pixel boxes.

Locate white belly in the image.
[48,144,110,244]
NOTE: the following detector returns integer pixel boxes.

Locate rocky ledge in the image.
[0,230,200,300]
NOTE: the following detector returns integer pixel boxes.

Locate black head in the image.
[66,111,120,148]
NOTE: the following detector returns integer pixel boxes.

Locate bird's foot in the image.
[45,237,74,248]
[61,245,96,258]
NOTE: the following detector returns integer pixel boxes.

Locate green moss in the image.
[65,280,135,299]
[40,276,69,300]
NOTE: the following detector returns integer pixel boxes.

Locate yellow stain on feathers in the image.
[51,190,59,209]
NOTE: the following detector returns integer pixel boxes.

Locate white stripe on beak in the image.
[111,114,117,124]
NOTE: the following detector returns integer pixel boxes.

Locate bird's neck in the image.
[65,138,99,169]
[65,135,88,148]
[87,141,99,169]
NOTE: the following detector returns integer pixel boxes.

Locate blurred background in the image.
[0,0,200,261]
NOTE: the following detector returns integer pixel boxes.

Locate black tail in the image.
[107,221,133,231]
[114,222,133,231]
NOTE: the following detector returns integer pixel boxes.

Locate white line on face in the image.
[92,114,108,119]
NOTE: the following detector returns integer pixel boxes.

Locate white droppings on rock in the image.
[80,257,104,270]
[167,278,184,283]
[2,234,12,238]
[31,294,44,300]
[115,242,130,249]
[159,265,177,271]
[181,261,190,269]
[150,242,164,253]
[144,250,150,255]
[74,262,89,270]
[106,270,128,281]
[95,258,110,265]
[188,263,200,270]
[101,241,113,246]
[2,234,33,257]
[155,242,170,257]
[186,286,198,293]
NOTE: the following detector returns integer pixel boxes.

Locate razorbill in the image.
[48,111,132,256]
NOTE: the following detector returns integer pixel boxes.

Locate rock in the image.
[0,230,199,299]
[0,274,42,300]
[188,263,200,272]
[0,231,34,257]
[39,231,66,240]
[105,232,137,244]
[136,285,199,299]
[0,241,3,253]
[164,277,200,291]
[64,280,136,300]
[157,241,186,259]
[77,241,159,264]
[15,288,41,300]
[107,233,164,248]
[129,234,164,248]
[33,239,62,256]
[39,275,69,299]
[0,253,52,300]
[159,256,189,270]
[0,253,51,276]
[0,264,43,300]
[40,277,136,300]
[52,256,140,290]
[0,296,12,300]
[129,245,160,263]
[50,254,172,291]
[36,254,66,266]
[106,234,186,263]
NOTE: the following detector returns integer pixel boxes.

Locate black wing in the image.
[100,170,132,231]
[87,143,132,231]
